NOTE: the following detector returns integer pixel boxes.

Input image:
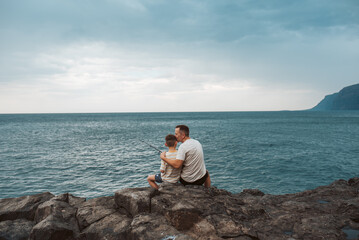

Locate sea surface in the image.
[1,111,358,199]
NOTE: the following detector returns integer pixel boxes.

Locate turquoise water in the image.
[1,111,358,199]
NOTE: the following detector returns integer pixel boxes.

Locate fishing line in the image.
[139,139,162,153]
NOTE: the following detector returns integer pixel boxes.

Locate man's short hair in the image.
[165,134,177,147]
[176,125,189,137]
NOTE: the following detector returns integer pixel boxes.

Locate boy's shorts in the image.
[155,173,163,183]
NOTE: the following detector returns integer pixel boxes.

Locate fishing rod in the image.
[139,139,162,153]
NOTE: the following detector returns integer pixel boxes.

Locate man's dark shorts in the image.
[180,171,208,186]
[155,173,163,183]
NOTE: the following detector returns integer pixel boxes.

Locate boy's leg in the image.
[204,170,211,188]
[147,175,159,189]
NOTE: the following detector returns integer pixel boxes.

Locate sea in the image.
[1,111,358,199]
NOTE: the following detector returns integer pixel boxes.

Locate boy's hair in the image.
[175,125,189,137]
[165,134,177,147]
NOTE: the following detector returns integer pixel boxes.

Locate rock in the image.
[30,196,80,240]
[34,198,77,223]
[239,205,267,220]
[185,218,217,239]
[76,196,118,230]
[292,215,342,240]
[348,177,359,187]
[68,194,86,207]
[114,187,158,217]
[30,214,78,240]
[280,200,312,212]
[152,185,215,230]
[0,219,34,240]
[51,193,69,202]
[52,193,86,207]
[129,213,194,240]
[270,214,297,233]
[79,212,131,240]
[1,178,359,239]
[0,192,54,221]
[209,214,243,238]
[164,200,202,230]
[213,194,246,218]
[241,189,265,197]
[153,184,231,217]
[151,184,249,233]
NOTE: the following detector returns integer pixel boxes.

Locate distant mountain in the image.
[311,83,359,111]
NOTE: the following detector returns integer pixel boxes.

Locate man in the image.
[160,125,211,187]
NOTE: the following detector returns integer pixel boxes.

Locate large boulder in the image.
[29,214,78,240]
[292,215,343,240]
[114,187,158,217]
[79,212,132,240]
[76,196,118,230]
[29,194,80,240]
[34,198,77,223]
[52,193,86,207]
[0,192,54,221]
[234,177,359,239]
[0,219,34,240]
[129,213,193,240]
[151,184,245,233]
[152,184,231,216]
[207,214,243,238]
[163,199,202,231]
[184,217,219,240]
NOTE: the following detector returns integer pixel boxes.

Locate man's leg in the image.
[147,175,159,189]
[204,170,211,188]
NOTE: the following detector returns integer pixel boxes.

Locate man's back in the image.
[177,139,206,182]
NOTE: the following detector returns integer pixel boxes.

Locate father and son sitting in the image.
[147,125,211,189]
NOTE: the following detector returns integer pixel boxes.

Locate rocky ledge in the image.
[1,178,359,240]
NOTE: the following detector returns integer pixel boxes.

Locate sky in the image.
[0,0,358,113]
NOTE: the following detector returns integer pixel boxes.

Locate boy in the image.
[147,134,181,189]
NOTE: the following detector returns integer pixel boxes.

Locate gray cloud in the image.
[0,0,358,112]
[2,0,358,43]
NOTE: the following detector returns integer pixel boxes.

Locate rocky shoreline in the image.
[1,177,358,240]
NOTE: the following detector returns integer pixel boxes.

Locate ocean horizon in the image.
[1,111,358,199]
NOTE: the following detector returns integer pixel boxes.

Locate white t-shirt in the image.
[176,139,206,182]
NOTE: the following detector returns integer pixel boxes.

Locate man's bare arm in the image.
[160,160,166,173]
[160,152,183,169]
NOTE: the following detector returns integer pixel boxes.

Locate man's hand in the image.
[160,151,183,169]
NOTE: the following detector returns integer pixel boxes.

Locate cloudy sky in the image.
[1,0,358,113]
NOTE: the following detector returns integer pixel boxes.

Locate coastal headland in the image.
[311,83,359,111]
[1,178,358,240]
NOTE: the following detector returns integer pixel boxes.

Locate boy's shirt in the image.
[160,151,181,183]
